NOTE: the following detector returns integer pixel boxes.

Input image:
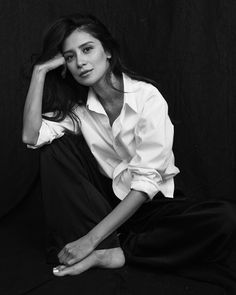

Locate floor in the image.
[0,188,231,295]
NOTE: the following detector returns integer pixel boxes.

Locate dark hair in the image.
[33,13,156,123]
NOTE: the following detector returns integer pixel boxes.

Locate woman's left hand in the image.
[58,234,95,266]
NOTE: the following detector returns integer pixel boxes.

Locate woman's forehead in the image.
[63,29,100,51]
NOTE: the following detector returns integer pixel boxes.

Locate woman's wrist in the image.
[87,229,102,248]
[33,64,48,78]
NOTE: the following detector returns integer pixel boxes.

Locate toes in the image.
[53,264,80,276]
[53,265,67,276]
[53,249,125,277]
[53,253,97,276]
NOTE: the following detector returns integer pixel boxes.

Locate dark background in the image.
[0,0,236,294]
[1,0,236,217]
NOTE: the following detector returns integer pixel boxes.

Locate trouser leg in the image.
[121,193,236,269]
[40,134,120,263]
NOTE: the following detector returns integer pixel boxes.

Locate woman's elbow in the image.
[22,131,38,145]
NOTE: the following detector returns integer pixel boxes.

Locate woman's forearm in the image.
[88,189,148,247]
[22,66,47,145]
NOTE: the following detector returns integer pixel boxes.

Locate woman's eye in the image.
[83,46,93,54]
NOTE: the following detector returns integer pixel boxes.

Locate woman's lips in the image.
[79,69,93,77]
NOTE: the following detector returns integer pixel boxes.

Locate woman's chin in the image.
[74,77,95,87]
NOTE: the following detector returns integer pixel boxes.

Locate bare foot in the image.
[53,247,125,276]
[95,247,125,269]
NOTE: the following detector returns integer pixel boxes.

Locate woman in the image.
[22,13,236,278]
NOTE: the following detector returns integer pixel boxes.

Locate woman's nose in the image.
[76,57,86,68]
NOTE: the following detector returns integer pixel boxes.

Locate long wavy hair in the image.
[32,13,156,123]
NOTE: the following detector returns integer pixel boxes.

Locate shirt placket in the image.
[96,113,113,140]
[112,115,127,159]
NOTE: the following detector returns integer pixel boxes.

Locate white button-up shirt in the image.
[28,74,180,200]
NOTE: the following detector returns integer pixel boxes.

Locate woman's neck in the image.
[92,73,123,105]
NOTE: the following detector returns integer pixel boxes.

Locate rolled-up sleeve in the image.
[27,113,78,149]
[128,93,178,199]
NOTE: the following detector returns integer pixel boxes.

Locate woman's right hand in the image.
[22,53,66,145]
[34,53,65,74]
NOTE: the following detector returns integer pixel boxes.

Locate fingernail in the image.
[53,267,60,273]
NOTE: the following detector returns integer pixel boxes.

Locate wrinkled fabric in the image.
[29,74,179,200]
[40,134,236,293]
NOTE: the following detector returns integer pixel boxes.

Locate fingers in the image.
[39,54,65,72]
[35,52,66,74]
[52,53,64,62]
[53,252,97,276]
[65,257,78,266]
[57,237,94,266]
[49,54,65,69]
[58,247,67,260]
[58,250,72,265]
[57,244,80,266]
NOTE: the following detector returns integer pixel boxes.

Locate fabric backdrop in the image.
[0,0,236,217]
[1,1,236,294]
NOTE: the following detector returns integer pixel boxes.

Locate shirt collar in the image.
[86,88,106,115]
[123,73,138,113]
[86,73,138,114]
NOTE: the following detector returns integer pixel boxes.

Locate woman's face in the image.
[62,29,111,87]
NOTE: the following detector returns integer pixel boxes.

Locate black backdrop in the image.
[1,0,236,218]
[0,1,236,294]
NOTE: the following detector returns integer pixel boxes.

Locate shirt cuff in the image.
[27,121,63,149]
[130,179,159,200]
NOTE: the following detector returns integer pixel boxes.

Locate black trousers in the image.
[40,133,236,271]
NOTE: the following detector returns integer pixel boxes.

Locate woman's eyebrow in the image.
[63,41,95,54]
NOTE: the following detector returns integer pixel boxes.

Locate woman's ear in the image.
[106,51,112,59]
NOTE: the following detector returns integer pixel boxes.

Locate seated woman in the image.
[22,13,236,277]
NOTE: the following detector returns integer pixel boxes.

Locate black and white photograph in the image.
[1,1,236,294]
